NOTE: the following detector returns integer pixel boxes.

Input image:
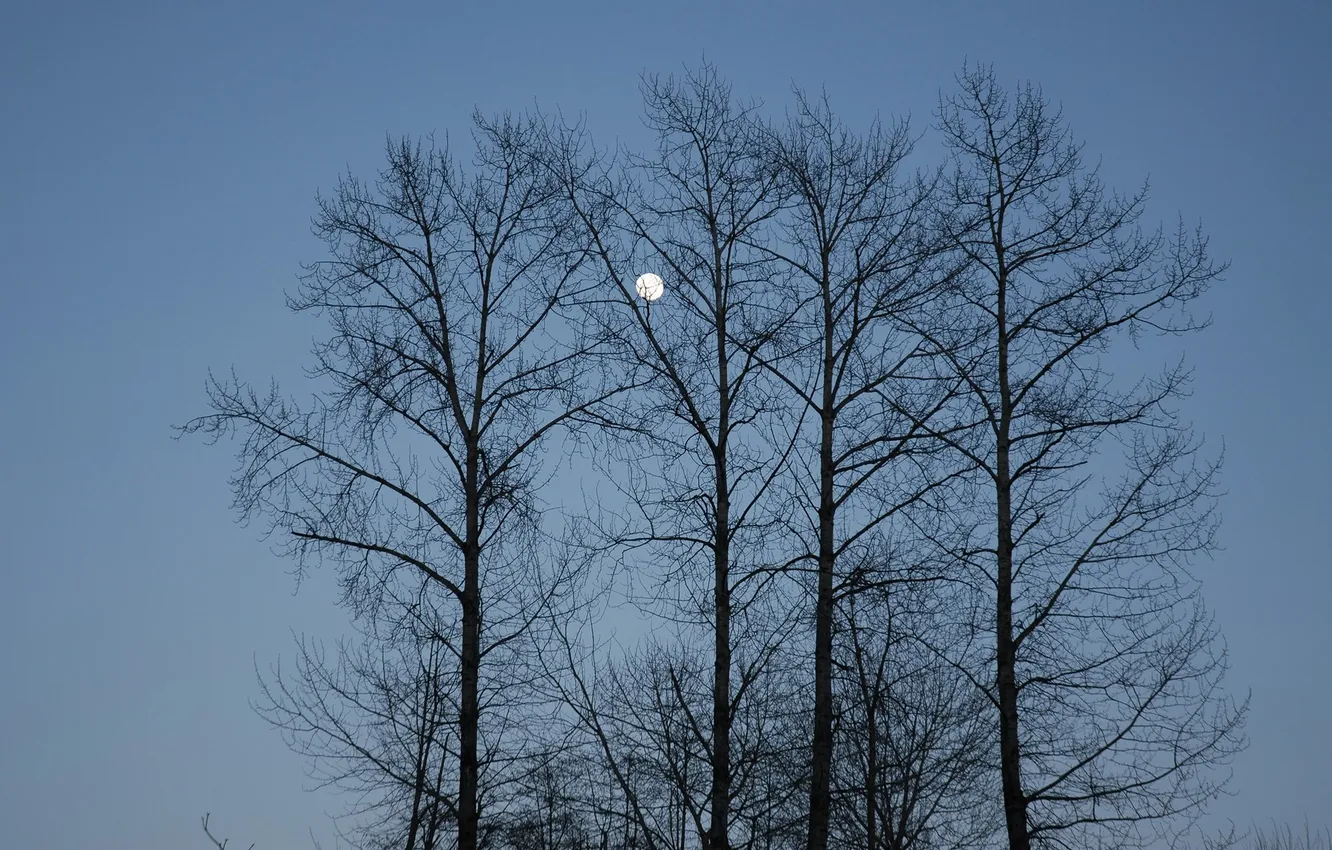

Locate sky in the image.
[1,1,1328,848]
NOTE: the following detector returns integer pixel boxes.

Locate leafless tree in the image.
[910,64,1248,850]
[543,605,809,850]
[496,754,610,850]
[182,113,622,850]
[829,551,998,850]
[251,591,459,850]
[731,90,970,850]
[543,64,794,850]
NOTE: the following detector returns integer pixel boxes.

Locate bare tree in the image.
[912,64,1248,850]
[830,552,998,850]
[252,593,458,850]
[545,64,793,850]
[182,113,621,850]
[497,754,607,850]
[732,90,968,850]
[543,606,808,850]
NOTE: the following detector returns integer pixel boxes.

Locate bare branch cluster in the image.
[186,62,1247,850]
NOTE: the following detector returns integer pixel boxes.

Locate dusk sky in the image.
[1,2,1327,848]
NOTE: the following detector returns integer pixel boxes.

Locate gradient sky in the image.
[2,2,1328,848]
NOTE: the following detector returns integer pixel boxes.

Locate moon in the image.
[635,272,664,302]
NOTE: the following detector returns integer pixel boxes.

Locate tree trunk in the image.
[405,696,430,850]
[995,535,1028,850]
[865,697,878,850]
[807,391,836,850]
[710,478,732,850]
[459,436,482,850]
[709,248,733,850]
[995,273,1030,850]
[459,555,480,850]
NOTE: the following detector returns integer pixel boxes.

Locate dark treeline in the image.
[184,62,1247,850]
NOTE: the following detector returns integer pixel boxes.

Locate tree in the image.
[739,90,967,850]
[546,64,792,850]
[830,553,998,850]
[497,754,606,850]
[545,607,809,850]
[915,64,1247,850]
[183,114,620,850]
[252,593,458,850]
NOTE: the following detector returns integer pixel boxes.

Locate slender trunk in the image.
[709,256,732,850]
[405,675,431,850]
[710,460,732,850]
[807,403,836,850]
[677,755,686,850]
[681,747,690,850]
[865,697,878,850]
[807,270,837,850]
[994,271,1030,850]
[995,481,1027,850]
[424,743,446,850]
[406,771,425,850]
[625,756,635,849]
[459,441,482,850]
[458,556,480,850]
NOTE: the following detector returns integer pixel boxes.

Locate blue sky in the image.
[1,2,1327,848]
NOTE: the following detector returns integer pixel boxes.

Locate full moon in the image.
[635,272,664,302]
